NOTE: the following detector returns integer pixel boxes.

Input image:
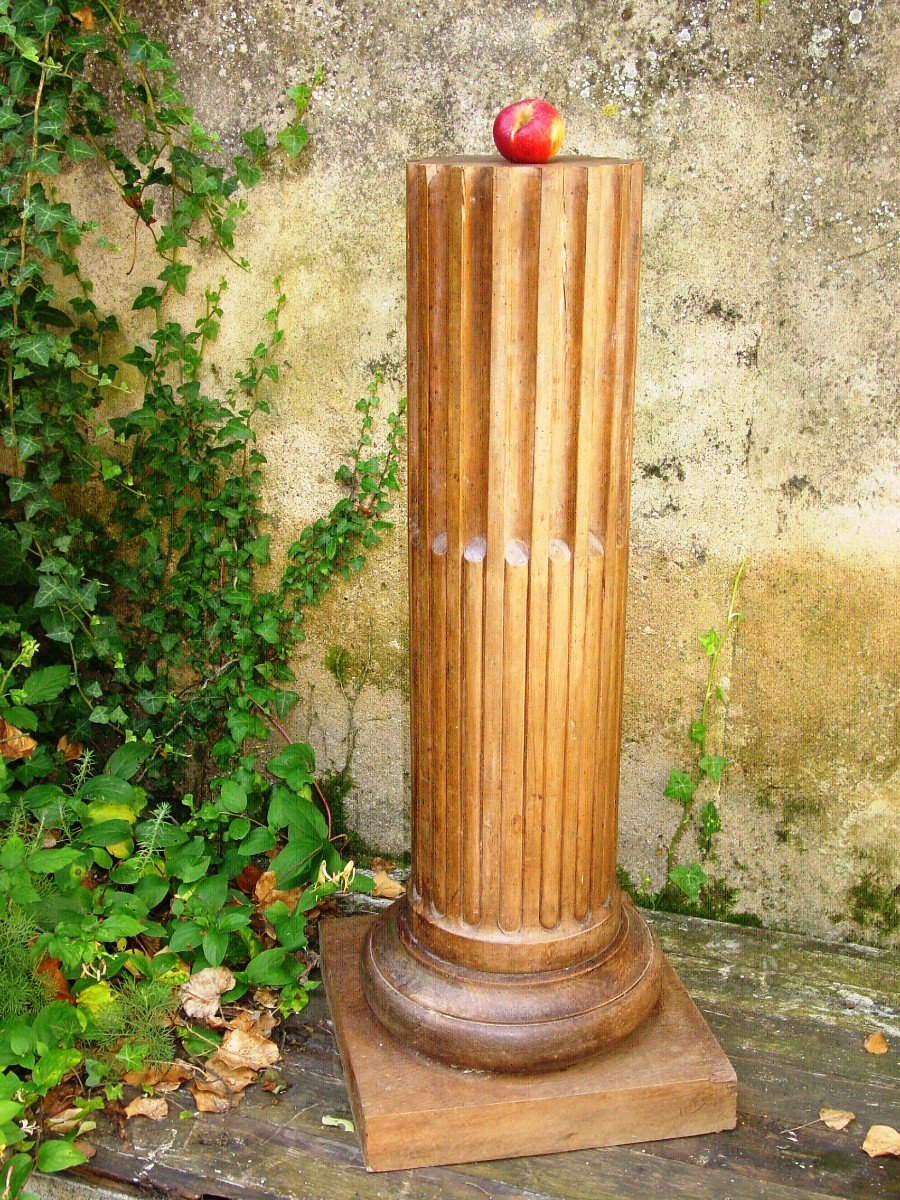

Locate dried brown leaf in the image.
[72,1141,95,1160]
[45,1107,83,1133]
[820,1108,855,1131]
[0,718,36,760]
[124,1096,168,1121]
[57,734,83,762]
[190,1079,230,1114]
[254,870,278,907]
[71,6,95,30]
[254,869,306,914]
[228,1009,276,1039]
[372,870,404,899]
[864,1030,889,1055]
[252,986,280,1009]
[862,1124,900,1158]
[181,966,236,1019]
[235,862,263,895]
[213,1027,280,1072]
[206,1059,257,1094]
[122,1062,192,1093]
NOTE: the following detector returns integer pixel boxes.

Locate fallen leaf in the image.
[235,862,263,894]
[45,1107,83,1133]
[862,1124,900,1158]
[213,1027,280,1072]
[864,1031,889,1055]
[72,1140,95,1160]
[40,1083,79,1118]
[71,6,95,30]
[372,870,404,899]
[254,870,306,914]
[125,1096,168,1121]
[190,1079,230,1114]
[57,734,83,762]
[122,1062,192,1093]
[206,1058,257,1095]
[228,1009,276,1039]
[322,1114,355,1133]
[254,870,278,907]
[181,966,236,1019]
[35,957,72,1002]
[820,1108,855,1131]
[0,718,36,760]
[252,986,280,1009]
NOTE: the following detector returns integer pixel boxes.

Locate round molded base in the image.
[362,894,663,1073]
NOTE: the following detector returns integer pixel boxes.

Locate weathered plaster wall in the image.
[94,0,897,941]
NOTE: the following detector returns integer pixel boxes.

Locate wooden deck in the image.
[78,912,899,1200]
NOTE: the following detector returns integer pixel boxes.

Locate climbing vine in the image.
[621,559,757,922]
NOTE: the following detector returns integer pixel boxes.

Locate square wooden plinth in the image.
[320,915,737,1172]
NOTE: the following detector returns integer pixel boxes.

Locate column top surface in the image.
[408,155,642,169]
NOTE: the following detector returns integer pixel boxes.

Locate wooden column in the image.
[363,157,662,1072]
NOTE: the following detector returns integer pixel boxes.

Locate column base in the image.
[321,914,737,1172]
[361,893,662,1073]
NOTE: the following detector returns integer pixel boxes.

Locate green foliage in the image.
[662,559,746,899]
[621,561,749,916]
[0,3,403,1190]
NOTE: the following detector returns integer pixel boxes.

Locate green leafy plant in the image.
[0,1,402,1191]
[620,560,753,919]
[662,558,746,899]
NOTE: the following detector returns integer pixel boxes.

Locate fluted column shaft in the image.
[406,157,642,972]
[362,157,659,1073]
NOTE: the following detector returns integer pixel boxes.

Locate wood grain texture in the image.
[331,916,734,1172]
[402,157,644,963]
[359,157,664,1074]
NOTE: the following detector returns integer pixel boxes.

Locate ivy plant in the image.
[0,1,403,1192]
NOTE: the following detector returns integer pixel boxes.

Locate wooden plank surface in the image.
[78,911,899,1200]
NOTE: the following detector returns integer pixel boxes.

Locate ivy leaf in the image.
[663,769,696,805]
[689,720,706,744]
[158,260,191,295]
[27,148,61,175]
[15,331,58,366]
[700,801,721,838]
[699,754,727,783]
[277,124,309,158]
[242,126,267,159]
[699,629,721,657]
[132,286,162,312]
[668,862,707,902]
[33,573,69,608]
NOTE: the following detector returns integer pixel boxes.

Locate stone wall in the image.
[92,0,897,941]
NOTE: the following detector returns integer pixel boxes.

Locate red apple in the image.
[492,98,565,164]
